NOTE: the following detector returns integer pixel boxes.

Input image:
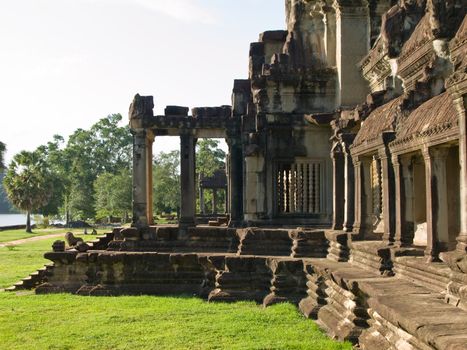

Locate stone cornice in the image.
[389,123,459,154]
[332,0,369,17]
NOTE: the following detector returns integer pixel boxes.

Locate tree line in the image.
[0,117,226,231]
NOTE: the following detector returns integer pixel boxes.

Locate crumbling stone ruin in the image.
[23,0,467,349]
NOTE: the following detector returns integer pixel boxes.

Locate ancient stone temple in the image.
[16,1,467,349]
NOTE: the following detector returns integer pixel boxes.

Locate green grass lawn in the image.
[0,294,351,350]
[0,228,110,243]
[0,236,352,349]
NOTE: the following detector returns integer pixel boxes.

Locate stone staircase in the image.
[5,263,55,292]
[5,231,115,292]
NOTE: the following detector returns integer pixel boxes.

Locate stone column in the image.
[352,155,373,239]
[379,147,395,244]
[451,93,467,251]
[323,5,337,67]
[179,133,196,228]
[331,144,345,230]
[352,157,365,236]
[342,138,355,232]
[393,154,403,246]
[333,0,370,106]
[146,132,155,225]
[394,155,415,246]
[227,137,244,226]
[131,130,148,228]
[423,147,450,261]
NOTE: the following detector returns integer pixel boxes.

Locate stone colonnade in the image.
[131,130,244,229]
[330,132,462,262]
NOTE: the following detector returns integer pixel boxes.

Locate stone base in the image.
[237,228,293,256]
[290,229,328,258]
[208,256,272,303]
[263,258,307,307]
[325,230,349,262]
[32,230,467,349]
[349,241,394,275]
[298,261,327,318]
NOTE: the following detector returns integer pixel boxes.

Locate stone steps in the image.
[358,278,467,350]
[349,241,393,275]
[6,263,55,292]
[394,256,451,293]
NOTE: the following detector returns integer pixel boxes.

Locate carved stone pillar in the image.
[392,154,402,245]
[451,94,467,251]
[333,0,370,106]
[128,94,154,229]
[146,132,155,225]
[379,147,395,244]
[179,133,196,228]
[342,137,355,232]
[323,4,337,66]
[352,156,373,238]
[401,156,415,245]
[423,147,450,262]
[131,130,148,228]
[331,144,345,230]
[227,137,244,226]
[394,155,415,246]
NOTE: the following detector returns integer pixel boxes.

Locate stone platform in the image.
[15,226,467,349]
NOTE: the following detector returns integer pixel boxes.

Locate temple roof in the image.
[396,91,457,140]
[353,96,404,146]
[199,170,227,189]
[398,14,433,62]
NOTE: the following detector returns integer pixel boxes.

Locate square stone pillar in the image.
[333,0,370,107]
[423,147,450,262]
[342,138,355,232]
[450,93,467,251]
[131,130,148,228]
[352,155,374,239]
[379,147,395,244]
[179,133,196,228]
[393,155,415,246]
[146,133,155,225]
[227,137,244,226]
[331,144,345,230]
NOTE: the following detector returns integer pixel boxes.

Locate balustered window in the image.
[276,161,324,215]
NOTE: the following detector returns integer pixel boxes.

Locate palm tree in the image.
[3,151,52,233]
[0,142,5,171]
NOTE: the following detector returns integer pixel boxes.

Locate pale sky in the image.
[1,0,285,163]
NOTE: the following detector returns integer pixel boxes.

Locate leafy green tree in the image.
[94,169,132,223]
[0,142,5,171]
[196,139,226,177]
[34,136,67,218]
[54,114,132,222]
[153,150,181,215]
[3,151,53,232]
